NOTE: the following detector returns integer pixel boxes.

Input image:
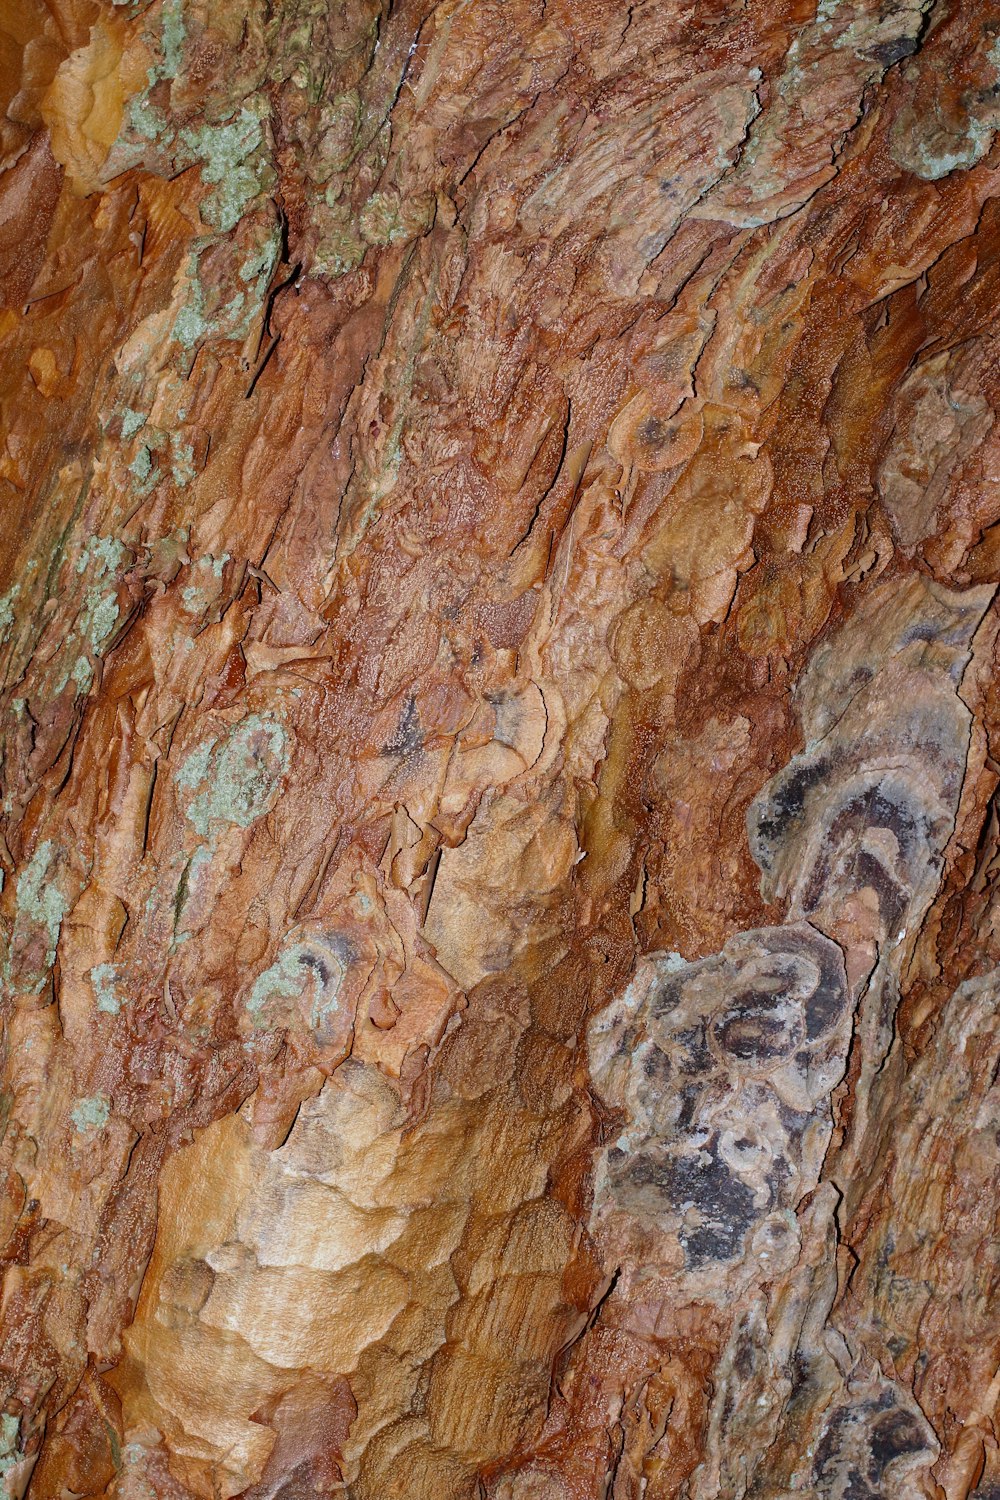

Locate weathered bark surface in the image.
[1,1,1000,1496]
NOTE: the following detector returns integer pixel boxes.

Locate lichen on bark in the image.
[1,1,1000,1498]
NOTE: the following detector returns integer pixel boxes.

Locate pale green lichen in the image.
[309,91,362,180]
[174,844,214,934]
[180,715,289,836]
[178,104,272,233]
[175,230,272,348]
[0,1457,23,1499]
[176,738,216,791]
[180,552,228,611]
[76,536,126,578]
[90,962,125,1015]
[130,445,152,482]
[129,441,163,496]
[121,407,147,439]
[160,0,186,79]
[171,716,289,950]
[14,842,67,976]
[188,844,214,883]
[248,945,311,1018]
[0,584,19,642]
[172,251,212,349]
[219,292,246,324]
[890,33,1000,181]
[0,1420,21,1500]
[908,118,995,180]
[359,190,410,247]
[312,203,365,278]
[113,1,185,159]
[83,591,118,650]
[171,438,196,488]
[71,656,94,695]
[127,93,169,143]
[247,937,345,1031]
[181,584,206,613]
[110,0,279,250]
[70,1095,110,1133]
[173,300,209,350]
[47,537,127,694]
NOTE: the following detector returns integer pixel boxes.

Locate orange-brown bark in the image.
[1,1,1000,1497]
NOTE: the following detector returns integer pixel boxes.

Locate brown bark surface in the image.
[1,1,1000,1496]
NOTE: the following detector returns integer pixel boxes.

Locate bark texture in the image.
[1,1,1000,1497]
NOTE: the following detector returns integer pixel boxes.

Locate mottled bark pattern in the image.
[1,1,999,1497]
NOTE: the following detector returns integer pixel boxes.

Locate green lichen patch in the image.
[172,253,211,349]
[179,552,230,613]
[41,537,129,700]
[0,1415,18,1458]
[90,962,126,1015]
[178,104,274,233]
[70,1095,110,1134]
[906,119,995,181]
[82,590,120,651]
[358,190,406,247]
[171,437,196,488]
[311,203,365,278]
[177,714,290,836]
[246,933,346,1035]
[0,584,19,644]
[111,0,275,236]
[308,91,362,180]
[176,738,216,791]
[76,536,127,579]
[71,656,94,695]
[247,944,314,1018]
[170,231,277,357]
[121,407,147,440]
[9,841,68,988]
[160,0,186,80]
[73,536,126,651]
[0,1414,22,1500]
[126,92,170,145]
[180,582,206,614]
[128,440,163,497]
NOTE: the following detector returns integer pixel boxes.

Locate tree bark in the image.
[1,1,999,1497]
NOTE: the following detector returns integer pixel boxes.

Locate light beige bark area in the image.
[1,2,1000,1498]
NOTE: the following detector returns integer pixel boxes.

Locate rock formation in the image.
[1,1,999,1496]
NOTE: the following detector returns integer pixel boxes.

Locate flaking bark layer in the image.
[1,2,1000,1497]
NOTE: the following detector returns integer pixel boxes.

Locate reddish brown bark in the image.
[1,2,1000,1496]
